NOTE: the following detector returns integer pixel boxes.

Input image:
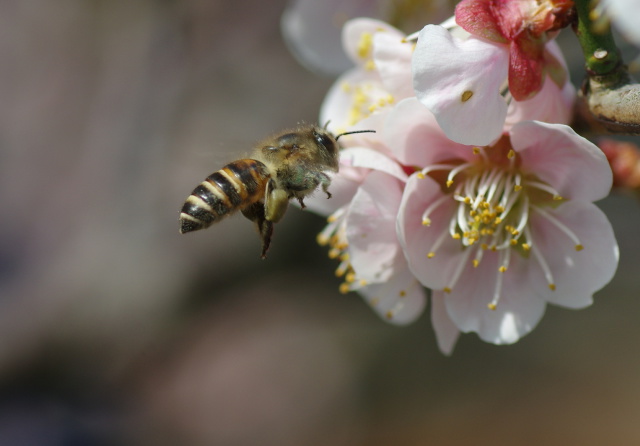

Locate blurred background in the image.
[1,0,639,445]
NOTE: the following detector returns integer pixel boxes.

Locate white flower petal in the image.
[373,31,414,100]
[281,0,352,75]
[343,18,405,66]
[412,25,509,145]
[320,68,387,133]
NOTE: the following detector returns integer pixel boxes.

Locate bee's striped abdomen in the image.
[179,159,270,234]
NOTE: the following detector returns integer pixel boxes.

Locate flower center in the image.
[418,144,584,310]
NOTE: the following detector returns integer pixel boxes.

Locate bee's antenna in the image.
[335,129,376,141]
[323,120,331,129]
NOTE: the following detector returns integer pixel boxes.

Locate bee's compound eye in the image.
[314,131,336,153]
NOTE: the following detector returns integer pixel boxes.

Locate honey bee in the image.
[179,124,374,258]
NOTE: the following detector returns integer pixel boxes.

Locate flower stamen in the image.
[532,205,584,251]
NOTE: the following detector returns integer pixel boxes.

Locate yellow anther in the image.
[422,218,431,226]
[446,180,454,188]
[522,243,531,251]
[328,248,340,259]
[317,234,329,245]
[514,185,523,191]
[357,32,373,59]
[385,310,394,319]
[481,243,489,250]
[549,283,556,291]
[472,147,481,155]
[443,287,452,293]
[345,272,356,283]
[499,266,507,273]
[553,195,563,201]
[464,197,472,204]
[427,252,436,258]
[417,172,426,179]
[472,259,479,268]
[339,283,351,294]
[399,290,407,297]
[507,149,515,159]
[510,239,518,245]
[575,244,584,251]
[359,279,368,286]
[327,215,337,223]
[452,233,461,240]
[487,303,497,310]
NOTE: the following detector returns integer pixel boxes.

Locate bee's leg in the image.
[296,197,306,209]
[241,202,273,259]
[319,172,332,199]
[264,179,289,223]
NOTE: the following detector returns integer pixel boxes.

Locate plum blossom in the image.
[281,0,456,76]
[307,146,430,324]
[320,18,414,138]
[413,0,575,145]
[392,98,619,346]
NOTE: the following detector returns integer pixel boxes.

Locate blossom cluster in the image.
[300,1,619,353]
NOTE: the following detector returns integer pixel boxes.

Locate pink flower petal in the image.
[511,121,613,202]
[505,73,575,128]
[455,0,508,43]
[508,36,545,101]
[413,25,509,145]
[443,251,547,344]
[525,201,619,309]
[302,173,359,216]
[397,173,461,290]
[340,147,407,180]
[384,98,474,167]
[359,268,427,325]
[347,171,404,283]
[431,292,461,354]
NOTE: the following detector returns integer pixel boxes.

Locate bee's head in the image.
[312,126,376,170]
